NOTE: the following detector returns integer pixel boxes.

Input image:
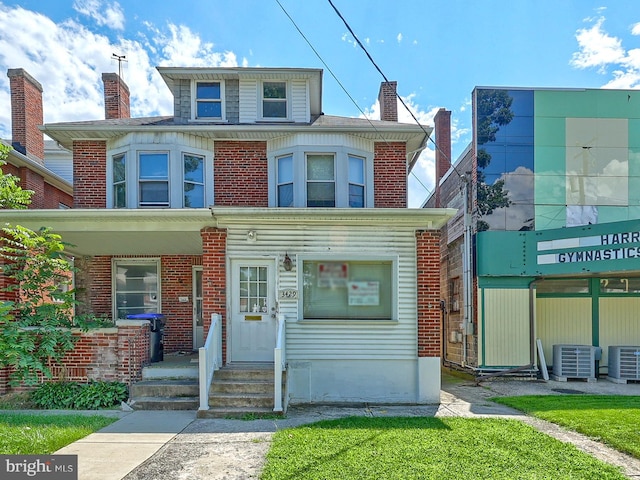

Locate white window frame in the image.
[112,257,161,320]
[138,150,170,208]
[297,254,398,322]
[191,80,226,122]
[260,80,290,121]
[268,145,374,207]
[107,143,214,209]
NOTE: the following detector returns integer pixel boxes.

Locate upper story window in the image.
[108,143,213,209]
[139,152,169,207]
[193,81,224,121]
[270,146,373,208]
[113,153,126,208]
[262,81,287,119]
[306,154,335,207]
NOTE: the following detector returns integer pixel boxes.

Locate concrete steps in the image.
[197,363,285,419]
[129,378,199,410]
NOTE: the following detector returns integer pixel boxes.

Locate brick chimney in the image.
[102,72,130,119]
[434,108,451,208]
[378,81,398,122]
[8,68,44,163]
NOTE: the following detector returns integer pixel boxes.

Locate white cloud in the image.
[570,14,640,88]
[0,4,240,140]
[73,0,125,30]
[570,16,626,72]
[396,33,403,43]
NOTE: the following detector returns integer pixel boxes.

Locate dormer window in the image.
[262,81,287,119]
[194,81,224,120]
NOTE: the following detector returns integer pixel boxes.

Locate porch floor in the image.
[142,351,199,380]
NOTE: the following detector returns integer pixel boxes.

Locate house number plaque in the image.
[279,289,298,299]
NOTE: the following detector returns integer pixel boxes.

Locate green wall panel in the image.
[534,117,565,147]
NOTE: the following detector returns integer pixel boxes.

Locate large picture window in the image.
[302,259,393,320]
[138,152,169,207]
[113,259,160,319]
[306,154,335,207]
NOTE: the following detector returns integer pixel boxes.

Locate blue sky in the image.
[1,0,639,206]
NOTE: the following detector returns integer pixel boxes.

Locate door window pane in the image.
[239,266,268,313]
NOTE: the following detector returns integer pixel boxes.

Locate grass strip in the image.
[0,413,117,454]
[493,395,640,459]
[262,416,625,479]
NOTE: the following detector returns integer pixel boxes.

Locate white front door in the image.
[193,266,204,349]
[230,259,277,362]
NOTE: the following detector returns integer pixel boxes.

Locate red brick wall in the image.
[0,323,150,394]
[43,183,73,209]
[18,166,45,208]
[161,255,202,353]
[73,140,106,208]
[8,69,44,162]
[374,142,407,207]
[416,230,442,358]
[201,227,227,362]
[214,141,268,206]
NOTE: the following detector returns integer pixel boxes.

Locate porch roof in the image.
[0,207,456,256]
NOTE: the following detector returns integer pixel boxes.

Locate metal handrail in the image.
[273,314,286,412]
[198,313,222,411]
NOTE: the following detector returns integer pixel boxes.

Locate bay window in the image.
[302,259,394,320]
[108,144,213,209]
[270,146,373,208]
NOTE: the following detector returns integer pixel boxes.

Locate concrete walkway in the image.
[52,374,640,479]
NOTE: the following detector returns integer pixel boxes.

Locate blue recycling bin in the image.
[126,313,165,362]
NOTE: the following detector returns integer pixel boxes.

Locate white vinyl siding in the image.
[291,79,309,122]
[224,223,418,361]
[239,79,258,123]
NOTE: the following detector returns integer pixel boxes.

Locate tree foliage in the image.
[0,144,33,209]
[0,145,78,386]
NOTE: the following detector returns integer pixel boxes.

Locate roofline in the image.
[1,139,73,195]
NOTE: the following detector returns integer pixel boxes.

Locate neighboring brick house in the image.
[6,66,455,406]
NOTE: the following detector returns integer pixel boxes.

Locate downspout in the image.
[462,176,472,366]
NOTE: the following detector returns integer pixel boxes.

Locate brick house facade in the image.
[4,66,454,405]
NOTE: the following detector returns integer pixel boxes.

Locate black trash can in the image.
[126,313,165,362]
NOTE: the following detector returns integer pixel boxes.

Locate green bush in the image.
[31,381,128,410]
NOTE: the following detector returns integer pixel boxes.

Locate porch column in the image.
[416,230,442,403]
[200,227,227,363]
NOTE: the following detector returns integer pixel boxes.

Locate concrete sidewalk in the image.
[54,374,640,479]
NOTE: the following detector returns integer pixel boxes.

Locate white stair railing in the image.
[273,314,286,412]
[199,313,222,411]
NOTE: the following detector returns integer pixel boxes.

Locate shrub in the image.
[31,381,128,410]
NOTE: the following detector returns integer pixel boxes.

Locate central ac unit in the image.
[608,346,640,383]
[552,344,597,381]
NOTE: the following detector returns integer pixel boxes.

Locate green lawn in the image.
[0,413,117,454]
[261,416,625,480]
[493,395,640,459]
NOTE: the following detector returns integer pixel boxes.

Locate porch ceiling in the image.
[0,209,213,256]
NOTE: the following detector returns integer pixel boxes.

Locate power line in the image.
[275,0,433,197]
[327,0,467,184]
